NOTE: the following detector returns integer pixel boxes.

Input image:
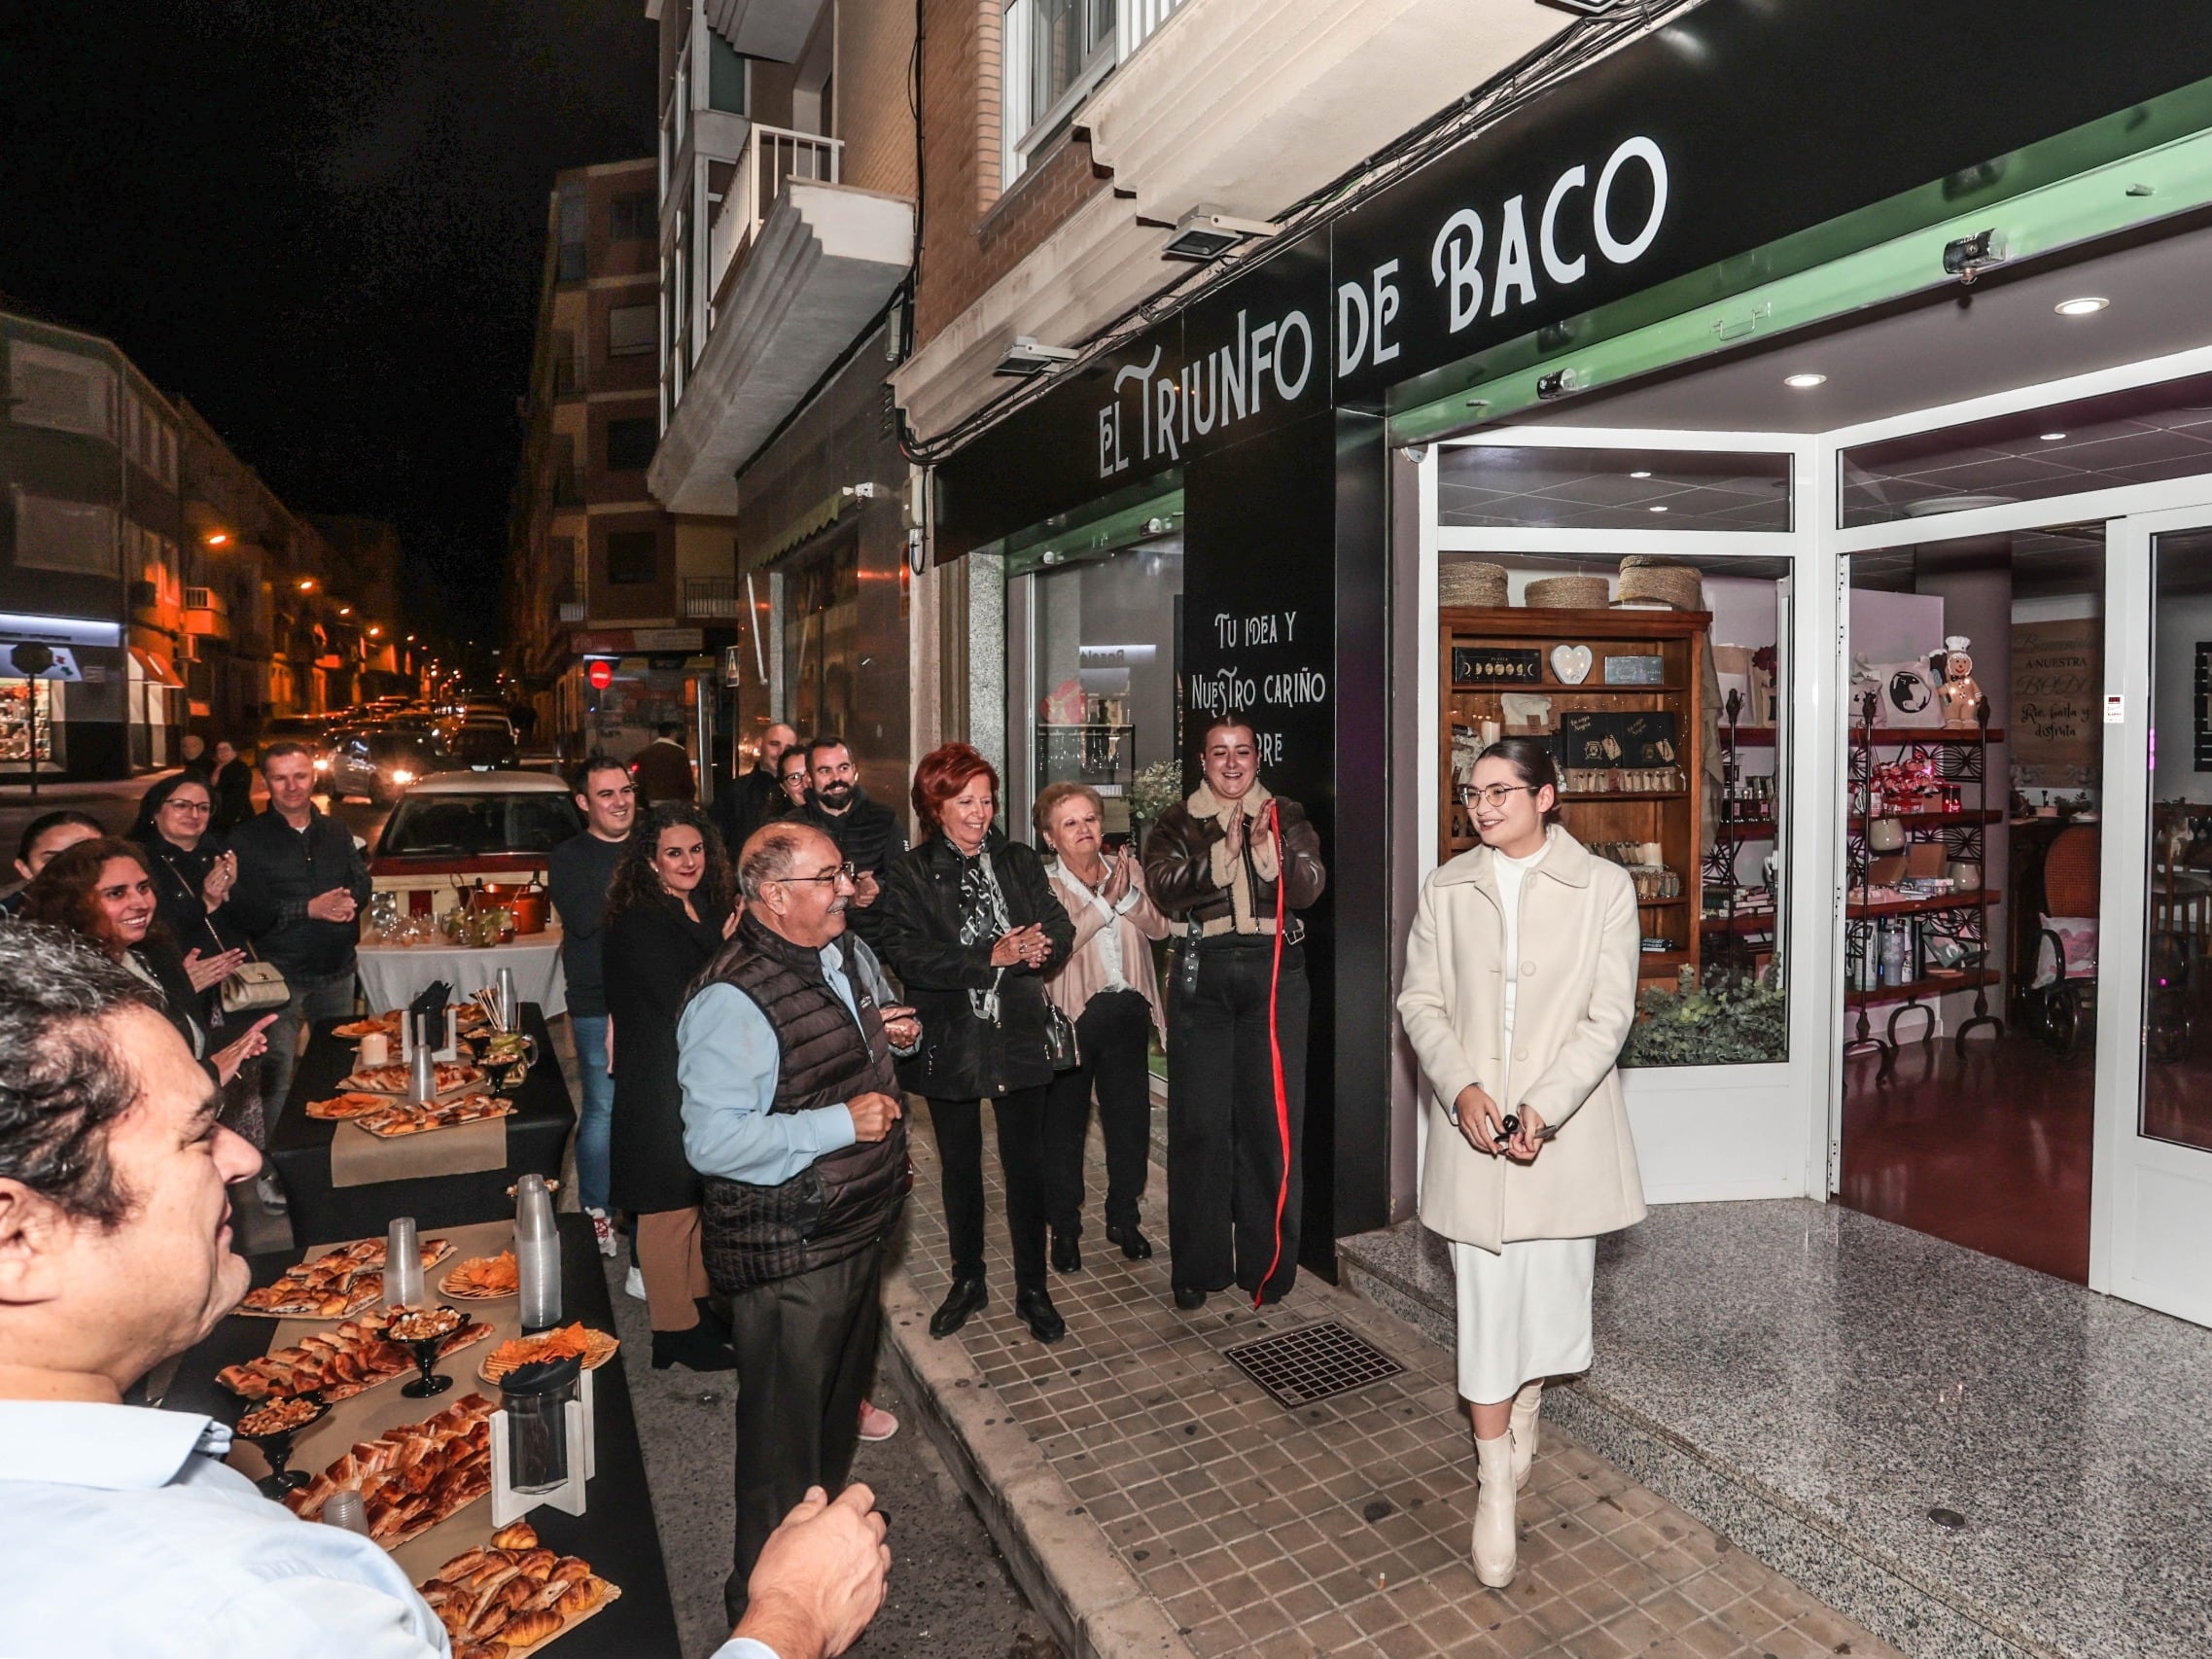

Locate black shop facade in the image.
[929,0,2212,1313]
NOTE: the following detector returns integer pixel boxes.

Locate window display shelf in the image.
[1851,727,2006,745]
[1844,966,2002,1008]
[1851,807,2005,830]
[1847,888,2001,919]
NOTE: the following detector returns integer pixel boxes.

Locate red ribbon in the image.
[1254,799,1291,1308]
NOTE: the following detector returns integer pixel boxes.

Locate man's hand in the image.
[851,870,882,908]
[878,1006,922,1050]
[305,888,357,923]
[182,946,248,993]
[1451,1083,1506,1156]
[848,1091,902,1143]
[209,1014,277,1088]
[732,1484,891,1659]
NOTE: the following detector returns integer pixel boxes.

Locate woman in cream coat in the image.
[1397,738,1646,1588]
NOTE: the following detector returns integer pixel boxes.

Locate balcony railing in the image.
[184,587,230,639]
[681,577,741,620]
[709,124,844,320]
[1119,0,1185,58]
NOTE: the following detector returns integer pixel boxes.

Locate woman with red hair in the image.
[874,744,1075,1343]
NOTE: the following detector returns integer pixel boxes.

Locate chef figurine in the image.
[1937,635,1984,729]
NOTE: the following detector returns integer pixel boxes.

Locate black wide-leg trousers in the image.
[1043,987,1156,1239]
[1166,940,1309,1301]
[722,1245,882,1625]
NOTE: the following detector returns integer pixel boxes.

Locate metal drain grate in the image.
[1223,1321,1404,1409]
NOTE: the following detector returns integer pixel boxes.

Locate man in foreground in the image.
[681,822,918,1624]
[0,922,889,1659]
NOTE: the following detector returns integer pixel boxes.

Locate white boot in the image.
[1509,1377,1543,1491]
[1471,1432,1518,1587]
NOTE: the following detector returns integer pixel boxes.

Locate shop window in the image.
[784,542,861,744]
[1438,445,1792,533]
[9,342,114,439]
[1840,370,2212,528]
[605,417,657,471]
[1438,550,1791,1066]
[607,304,657,359]
[605,529,658,585]
[608,194,655,243]
[12,489,119,576]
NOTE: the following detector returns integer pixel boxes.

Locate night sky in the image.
[0,2,658,645]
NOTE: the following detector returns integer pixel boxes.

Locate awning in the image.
[126,647,185,689]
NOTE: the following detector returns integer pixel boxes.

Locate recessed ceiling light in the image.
[2040,432,2067,441]
[1630,470,1652,478]
[2054,297,2109,316]
[1648,505,1669,513]
[1783,372,1827,389]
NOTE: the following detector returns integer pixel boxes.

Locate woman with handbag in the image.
[874,744,1075,1344]
[20,839,275,1092]
[1396,739,1646,1589]
[1035,781,1171,1269]
[602,802,741,1372]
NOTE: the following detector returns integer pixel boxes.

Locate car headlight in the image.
[389,768,415,786]
[313,756,329,771]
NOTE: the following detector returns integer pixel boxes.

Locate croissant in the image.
[498,1608,563,1646]
[554,1576,608,1618]
[489,1519,539,1551]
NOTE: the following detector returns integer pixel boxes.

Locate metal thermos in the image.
[496,966,517,1030]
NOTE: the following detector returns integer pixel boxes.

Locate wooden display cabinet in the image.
[1440,606,1709,985]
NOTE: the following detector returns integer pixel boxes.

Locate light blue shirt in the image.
[0,1398,785,1659]
[680,942,861,1185]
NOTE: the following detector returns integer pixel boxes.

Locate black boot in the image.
[1050,1230,1082,1274]
[929,1275,988,1338]
[1105,1222,1152,1260]
[1173,1285,1208,1311]
[1014,1288,1067,1343]
[694,1296,732,1341]
[651,1323,737,1371]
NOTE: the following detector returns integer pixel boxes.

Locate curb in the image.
[876,1256,1198,1659]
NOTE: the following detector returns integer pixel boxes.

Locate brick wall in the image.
[836,0,918,199]
[913,0,1112,346]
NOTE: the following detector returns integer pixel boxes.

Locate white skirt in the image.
[1448,1235,1597,1404]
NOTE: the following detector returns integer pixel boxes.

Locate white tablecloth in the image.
[354,927,568,1017]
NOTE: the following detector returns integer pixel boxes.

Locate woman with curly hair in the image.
[21,838,272,1092]
[602,801,740,1370]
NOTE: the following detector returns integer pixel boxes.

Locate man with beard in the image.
[713,723,799,857]
[797,738,906,943]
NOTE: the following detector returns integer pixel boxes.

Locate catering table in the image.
[165,1214,682,1657]
[269,1004,574,1247]
[357,926,569,1018]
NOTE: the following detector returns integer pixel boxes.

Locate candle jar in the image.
[498,1354,582,1495]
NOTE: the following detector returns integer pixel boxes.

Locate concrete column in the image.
[966,551,1006,781]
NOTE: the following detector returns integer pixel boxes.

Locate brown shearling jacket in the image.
[1143,782,1327,937]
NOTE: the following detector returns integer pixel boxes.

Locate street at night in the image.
[7,5,2212,1659]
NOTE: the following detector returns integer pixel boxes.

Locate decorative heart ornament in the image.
[1551,644,1594,685]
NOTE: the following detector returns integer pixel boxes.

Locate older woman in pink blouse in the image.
[1036,781,1172,1269]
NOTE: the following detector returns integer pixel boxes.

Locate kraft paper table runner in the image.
[329,1114,510,1187]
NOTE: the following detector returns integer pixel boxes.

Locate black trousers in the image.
[1044,988,1155,1238]
[927,1085,1051,1292]
[1166,940,1309,1301]
[722,1246,883,1625]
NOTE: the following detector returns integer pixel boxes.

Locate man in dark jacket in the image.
[630,722,695,807]
[1142,717,1327,1311]
[228,741,371,1145]
[796,738,906,940]
[678,821,917,1627]
[711,722,797,856]
[546,755,636,1253]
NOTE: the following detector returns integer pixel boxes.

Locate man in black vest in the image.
[679,821,919,1626]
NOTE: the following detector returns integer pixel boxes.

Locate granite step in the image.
[1341,1202,2211,1659]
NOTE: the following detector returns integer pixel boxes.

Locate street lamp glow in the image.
[204,531,230,547]
[297,579,315,592]
[368,624,383,637]
[336,605,352,617]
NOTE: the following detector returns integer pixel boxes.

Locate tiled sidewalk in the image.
[892,1112,1901,1659]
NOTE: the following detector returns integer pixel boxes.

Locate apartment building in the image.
[0,309,189,779]
[642,0,916,814]
[508,156,734,775]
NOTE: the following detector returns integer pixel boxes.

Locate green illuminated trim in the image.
[1389,83,2212,446]
[992,478,1185,577]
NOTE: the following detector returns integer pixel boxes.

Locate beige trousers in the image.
[635,1206,710,1331]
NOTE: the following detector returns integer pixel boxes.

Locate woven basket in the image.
[1616,557,1703,611]
[1438,560,1508,608]
[1524,575,1612,610]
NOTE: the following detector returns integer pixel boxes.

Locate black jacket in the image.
[545,830,630,1018]
[227,806,372,978]
[211,759,255,833]
[711,764,785,859]
[602,889,730,1214]
[801,789,908,944]
[128,940,221,1085]
[873,832,1074,1101]
[133,830,246,1026]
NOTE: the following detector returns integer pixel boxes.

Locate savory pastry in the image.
[235,1395,326,1437]
[284,1394,497,1546]
[304,1092,396,1120]
[479,1323,618,1382]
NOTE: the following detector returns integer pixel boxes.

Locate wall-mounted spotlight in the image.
[995,336,1080,377]
[1942,229,2008,284]
[1535,368,1583,401]
[1161,206,1277,262]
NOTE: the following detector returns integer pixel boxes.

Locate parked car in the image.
[433,718,519,771]
[324,725,446,804]
[367,771,582,906]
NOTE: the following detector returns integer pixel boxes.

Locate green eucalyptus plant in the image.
[1622,965,1788,1068]
[1130,759,1186,827]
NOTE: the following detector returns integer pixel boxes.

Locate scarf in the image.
[950,836,1013,1023]
[1188,779,1279,935]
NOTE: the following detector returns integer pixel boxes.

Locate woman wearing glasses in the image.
[603,801,741,1371]
[874,743,1075,1344]
[1396,738,1646,1590]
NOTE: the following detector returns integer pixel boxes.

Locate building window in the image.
[708,30,749,115]
[606,417,658,472]
[556,180,588,284]
[10,343,115,439]
[607,304,657,359]
[606,529,658,585]
[609,194,655,243]
[1001,0,1118,187]
[12,489,119,575]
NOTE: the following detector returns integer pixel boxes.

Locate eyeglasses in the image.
[776,862,857,886]
[163,799,213,815]
[1464,784,1541,808]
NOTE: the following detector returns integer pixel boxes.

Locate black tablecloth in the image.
[166,1214,683,1658]
[269,1003,575,1247]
